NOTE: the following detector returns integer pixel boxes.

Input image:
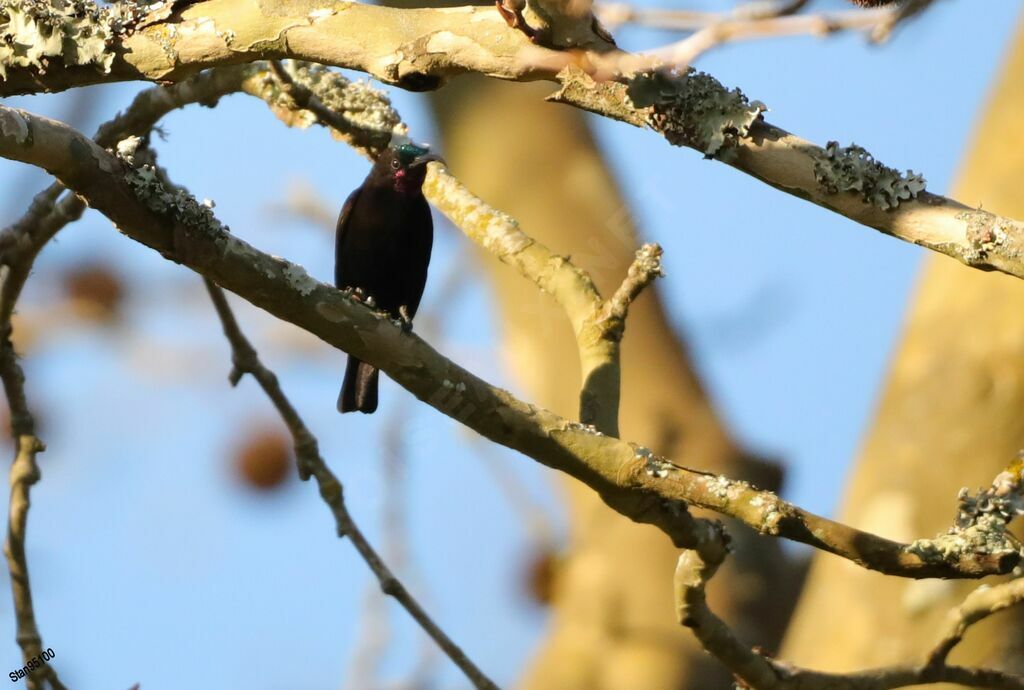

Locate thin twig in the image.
[672,520,1024,690]
[650,7,889,67]
[604,243,664,326]
[203,279,499,690]
[0,65,257,689]
[598,0,809,31]
[0,263,65,690]
[342,254,471,689]
[927,577,1024,669]
[599,0,935,67]
[870,0,939,42]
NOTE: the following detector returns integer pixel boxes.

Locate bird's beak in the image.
[410,152,446,169]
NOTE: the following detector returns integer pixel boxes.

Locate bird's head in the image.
[373,142,445,194]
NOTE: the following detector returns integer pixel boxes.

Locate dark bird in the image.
[335,142,440,414]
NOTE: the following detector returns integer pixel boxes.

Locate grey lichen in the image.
[257,61,403,157]
[701,474,756,505]
[0,0,149,79]
[906,522,1019,567]
[631,243,664,280]
[564,420,604,436]
[636,445,675,479]
[124,164,227,240]
[958,208,1016,265]
[747,491,787,535]
[0,106,29,144]
[906,459,1024,566]
[283,263,318,296]
[115,135,142,164]
[625,68,766,157]
[702,474,733,500]
[813,141,926,211]
[955,461,1024,528]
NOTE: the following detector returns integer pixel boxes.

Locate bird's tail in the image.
[338,356,379,414]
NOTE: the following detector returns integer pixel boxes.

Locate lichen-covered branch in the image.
[2,1,1023,283]
[550,67,1024,281]
[0,0,549,96]
[203,279,498,690]
[0,104,1018,580]
[0,65,261,688]
[673,524,1024,690]
[260,60,648,438]
[0,65,249,301]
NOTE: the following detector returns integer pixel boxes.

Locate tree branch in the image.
[2,1,1023,285]
[262,59,638,436]
[0,103,1017,580]
[0,277,64,690]
[0,64,255,690]
[927,577,1024,669]
[203,279,498,690]
[0,187,76,690]
[599,0,932,66]
[673,526,1024,690]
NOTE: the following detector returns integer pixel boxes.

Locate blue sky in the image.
[0,1,1021,688]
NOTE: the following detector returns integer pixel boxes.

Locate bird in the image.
[335,142,441,414]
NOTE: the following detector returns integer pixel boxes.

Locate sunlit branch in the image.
[0,103,1017,582]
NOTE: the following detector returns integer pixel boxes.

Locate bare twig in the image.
[600,0,933,66]
[203,280,499,690]
[597,0,809,31]
[927,577,1024,669]
[0,65,257,688]
[650,9,890,67]
[604,243,664,327]
[0,324,62,690]
[0,237,67,690]
[673,522,1024,690]
[344,259,470,689]
[870,0,939,42]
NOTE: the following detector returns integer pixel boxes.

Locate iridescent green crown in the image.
[394,142,430,166]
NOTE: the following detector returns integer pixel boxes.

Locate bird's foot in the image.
[496,0,540,42]
[398,305,414,333]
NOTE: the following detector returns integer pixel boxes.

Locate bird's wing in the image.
[334,187,362,287]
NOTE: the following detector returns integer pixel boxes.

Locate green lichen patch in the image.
[813,141,926,211]
[625,68,766,157]
[0,0,148,80]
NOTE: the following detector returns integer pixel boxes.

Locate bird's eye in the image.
[391,159,401,170]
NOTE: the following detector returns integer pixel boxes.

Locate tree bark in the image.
[428,79,793,689]
[781,17,1024,679]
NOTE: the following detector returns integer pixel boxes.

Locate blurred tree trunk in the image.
[428,79,793,689]
[781,17,1024,679]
